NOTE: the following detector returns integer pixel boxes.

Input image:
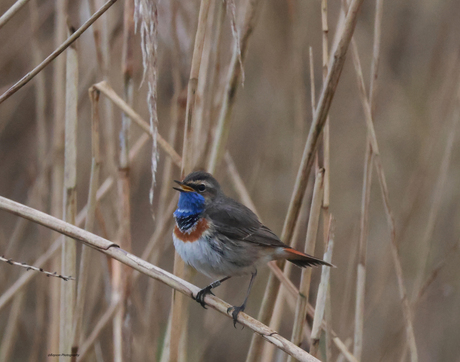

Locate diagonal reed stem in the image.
[0,195,320,362]
[0,0,119,104]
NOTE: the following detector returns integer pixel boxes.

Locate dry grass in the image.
[0,0,459,361]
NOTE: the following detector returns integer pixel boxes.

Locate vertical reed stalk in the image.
[156,0,182,220]
[353,144,373,361]
[71,88,102,356]
[347,7,418,358]
[170,2,211,361]
[207,0,261,173]
[29,0,47,165]
[48,0,67,354]
[143,4,183,359]
[112,1,135,359]
[181,0,211,172]
[248,3,364,358]
[60,31,78,361]
[321,0,331,212]
[352,0,383,355]
[288,170,324,361]
[310,219,334,357]
[290,1,307,166]
[95,0,117,176]
[192,0,215,163]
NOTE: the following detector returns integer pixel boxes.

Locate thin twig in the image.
[0,0,119,104]
[0,256,74,280]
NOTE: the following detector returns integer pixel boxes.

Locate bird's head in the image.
[173,171,221,213]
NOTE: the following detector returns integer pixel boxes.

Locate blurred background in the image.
[0,0,459,361]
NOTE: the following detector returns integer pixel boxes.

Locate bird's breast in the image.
[173,218,209,242]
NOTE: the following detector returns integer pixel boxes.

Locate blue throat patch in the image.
[174,192,205,231]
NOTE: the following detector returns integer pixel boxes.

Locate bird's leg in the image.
[195,276,231,309]
[227,269,257,328]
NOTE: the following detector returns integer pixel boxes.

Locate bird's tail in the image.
[282,247,334,268]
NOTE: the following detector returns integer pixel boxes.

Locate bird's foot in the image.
[227,304,245,328]
[194,285,215,309]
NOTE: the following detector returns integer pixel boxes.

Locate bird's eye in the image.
[197,184,206,192]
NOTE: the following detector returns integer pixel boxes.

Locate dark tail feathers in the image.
[283,247,335,268]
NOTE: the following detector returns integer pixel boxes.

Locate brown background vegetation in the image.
[0,0,459,361]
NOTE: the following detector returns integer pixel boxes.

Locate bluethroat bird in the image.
[173,171,332,326]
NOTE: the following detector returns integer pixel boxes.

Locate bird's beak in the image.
[173,180,195,192]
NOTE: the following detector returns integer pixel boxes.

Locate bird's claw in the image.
[227,305,245,328]
[194,286,215,309]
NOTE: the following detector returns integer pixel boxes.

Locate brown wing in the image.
[205,196,287,248]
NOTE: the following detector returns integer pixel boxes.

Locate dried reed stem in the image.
[0,133,149,314]
[0,196,321,362]
[288,170,324,362]
[283,0,364,249]
[248,1,364,358]
[93,81,182,167]
[310,219,334,356]
[71,88,102,355]
[353,144,373,360]
[111,2,135,359]
[181,0,211,172]
[352,0,382,357]
[60,34,78,359]
[348,20,418,362]
[0,0,119,104]
[144,6,183,348]
[29,0,47,163]
[321,0,331,210]
[207,0,261,173]
[48,0,67,354]
[156,0,183,220]
[225,154,355,361]
[170,2,212,360]
[0,0,30,30]
[192,0,216,162]
[290,0,308,165]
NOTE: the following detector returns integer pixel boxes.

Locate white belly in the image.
[172,232,225,278]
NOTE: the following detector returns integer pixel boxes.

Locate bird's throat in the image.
[174,192,205,232]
